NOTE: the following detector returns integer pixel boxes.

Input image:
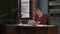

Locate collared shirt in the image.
[34,14,47,24]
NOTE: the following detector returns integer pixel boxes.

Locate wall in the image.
[39,0,48,14]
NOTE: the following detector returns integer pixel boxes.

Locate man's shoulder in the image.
[42,14,48,18]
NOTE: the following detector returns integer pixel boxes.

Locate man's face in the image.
[36,10,42,16]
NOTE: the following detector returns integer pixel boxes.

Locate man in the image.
[33,8,47,24]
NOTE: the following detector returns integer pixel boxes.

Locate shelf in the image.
[49,5,60,7]
[49,6,60,9]
[50,13,60,17]
[49,9,60,13]
[49,17,60,23]
[49,1,60,6]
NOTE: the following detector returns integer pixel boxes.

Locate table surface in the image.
[5,24,56,27]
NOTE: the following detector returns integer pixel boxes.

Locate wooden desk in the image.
[5,24,58,34]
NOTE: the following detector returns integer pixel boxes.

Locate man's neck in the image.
[38,13,43,18]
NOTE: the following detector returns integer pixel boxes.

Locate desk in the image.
[5,24,58,34]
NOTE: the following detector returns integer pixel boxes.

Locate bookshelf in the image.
[49,0,60,13]
[49,0,60,23]
[49,1,60,34]
[49,0,60,34]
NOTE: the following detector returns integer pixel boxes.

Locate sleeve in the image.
[40,14,47,24]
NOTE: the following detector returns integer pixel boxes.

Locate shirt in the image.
[34,14,47,24]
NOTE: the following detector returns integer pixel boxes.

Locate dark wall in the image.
[0,0,18,24]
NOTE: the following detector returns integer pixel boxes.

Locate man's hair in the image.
[35,8,42,12]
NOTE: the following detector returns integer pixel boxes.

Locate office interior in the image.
[0,0,60,34]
